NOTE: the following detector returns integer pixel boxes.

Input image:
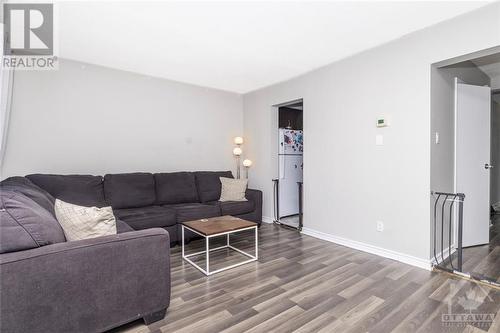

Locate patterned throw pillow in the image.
[54,199,117,241]
[219,177,248,202]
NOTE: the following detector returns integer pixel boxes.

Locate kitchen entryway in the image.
[272,100,303,230]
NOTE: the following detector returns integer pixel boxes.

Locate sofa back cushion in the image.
[0,191,66,254]
[194,171,233,203]
[0,177,56,216]
[154,172,198,204]
[26,174,106,207]
[104,173,155,209]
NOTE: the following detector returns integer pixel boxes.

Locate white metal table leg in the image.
[255,226,258,259]
[206,236,210,275]
[181,225,185,258]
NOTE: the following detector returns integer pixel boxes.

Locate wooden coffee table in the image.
[181,215,258,276]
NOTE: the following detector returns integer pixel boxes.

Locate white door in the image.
[455,82,491,247]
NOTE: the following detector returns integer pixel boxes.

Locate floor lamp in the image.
[243,159,252,179]
[233,146,242,179]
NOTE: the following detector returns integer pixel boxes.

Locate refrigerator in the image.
[278,129,303,218]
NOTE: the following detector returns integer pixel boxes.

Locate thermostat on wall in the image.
[376,116,390,128]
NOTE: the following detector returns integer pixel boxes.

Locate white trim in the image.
[262,216,274,224]
[430,245,457,266]
[452,77,463,246]
[301,227,432,271]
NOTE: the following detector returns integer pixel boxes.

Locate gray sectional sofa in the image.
[0,171,262,333]
[25,171,262,244]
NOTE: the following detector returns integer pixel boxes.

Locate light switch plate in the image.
[376,135,384,146]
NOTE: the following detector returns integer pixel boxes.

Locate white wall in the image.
[1,59,243,177]
[243,3,500,263]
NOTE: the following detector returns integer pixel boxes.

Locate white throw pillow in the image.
[219,177,248,202]
[54,199,117,241]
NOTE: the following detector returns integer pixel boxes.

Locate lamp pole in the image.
[233,145,242,179]
[236,155,241,179]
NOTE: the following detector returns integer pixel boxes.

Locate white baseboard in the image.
[430,245,456,266]
[301,227,432,271]
[262,216,274,224]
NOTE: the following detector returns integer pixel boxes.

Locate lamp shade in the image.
[233,147,242,156]
[243,159,252,167]
[234,136,244,145]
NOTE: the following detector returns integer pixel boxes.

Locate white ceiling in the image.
[58,1,490,93]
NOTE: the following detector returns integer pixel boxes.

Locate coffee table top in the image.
[182,215,257,236]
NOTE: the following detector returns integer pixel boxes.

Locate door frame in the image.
[271,98,304,227]
[452,77,465,246]
[430,46,500,268]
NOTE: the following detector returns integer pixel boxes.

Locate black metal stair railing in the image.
[432,191,465,273]
[272,179,279,224]
[272,179,303,231]
[297,181,303,232]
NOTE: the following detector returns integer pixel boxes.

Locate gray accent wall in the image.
[243,3,500,261]
[1,59,243,178]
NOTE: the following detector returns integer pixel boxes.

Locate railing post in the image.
[272,179,279,223]
[297,181,303,231]
[457,193,465,272]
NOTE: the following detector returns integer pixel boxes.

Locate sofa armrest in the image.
[0,229,171,333]
[246,188,263,224]
[246,188,262,203]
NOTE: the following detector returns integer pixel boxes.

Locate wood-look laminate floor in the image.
[442,214,500,282]
[110,223,500,333]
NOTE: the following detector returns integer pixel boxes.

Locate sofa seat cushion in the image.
[219,201,255,216]
[0,191,66,254]
[154,172,199,204]
[194,171,233,203]
[26,174,106,207]
[0,177,56,216]
[165,203,221,222]
[114,206,177,230]
[104,173,155,209]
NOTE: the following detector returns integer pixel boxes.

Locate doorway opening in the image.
[431,49,500,284]
[272,99,303,230]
